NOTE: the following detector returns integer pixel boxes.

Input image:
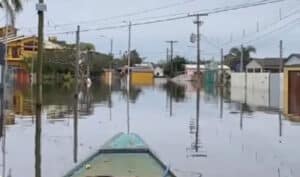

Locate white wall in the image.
[231,73,269,90]
[230,72,284,109]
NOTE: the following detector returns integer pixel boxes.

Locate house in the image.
[246,58,286,73]
[131,66,154,86]
[185,64,206,77]
[283,53,300,121]
[0,35,38,62]
[154,66,164,78]
[185,64,230,77]
[0,26,17,38]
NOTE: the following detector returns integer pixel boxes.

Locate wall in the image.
[231,72,283,109]
[231,73,271,90]
[131,72,154,86]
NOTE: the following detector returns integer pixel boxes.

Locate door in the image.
[288,71,300,115]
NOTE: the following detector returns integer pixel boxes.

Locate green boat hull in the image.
[63,133,176,177]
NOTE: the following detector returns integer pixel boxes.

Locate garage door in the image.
[288,71,300,115]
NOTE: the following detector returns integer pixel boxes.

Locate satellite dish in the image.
[190,33,197,43]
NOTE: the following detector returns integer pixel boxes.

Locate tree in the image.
[0,0,23,26]
[163,55,187,77]
[225,45,256,71]
[80,42,95,51]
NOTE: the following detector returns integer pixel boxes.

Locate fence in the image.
[230,72,283,109]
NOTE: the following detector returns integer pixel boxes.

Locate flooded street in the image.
[0,78,299,177]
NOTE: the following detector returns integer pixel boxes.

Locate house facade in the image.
[283,54,300,121]
[246,58,286,73]
[4,36,38,62]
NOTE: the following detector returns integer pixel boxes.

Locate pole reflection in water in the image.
[73,92,78,163]
[195,87,200,153]
[170,85,173,117]
[240,103,244,130]
[1,118,6,177]
[35,89,42,177]
[108,82,112,121]
[127,79,130,134]
[279,110,282,138]
[220,87,224,119]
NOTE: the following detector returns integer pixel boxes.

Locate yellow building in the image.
[131,67,154,86]
[4,35,38,61]
[0,26,17,38]
[283,54,300,121]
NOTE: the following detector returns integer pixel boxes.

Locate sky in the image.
[1,0,300,62]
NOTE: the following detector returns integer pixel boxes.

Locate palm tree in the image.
[225,45,256,71]
[0,0,23,26]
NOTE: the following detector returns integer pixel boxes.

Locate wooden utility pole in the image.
[280,40,283,72]
[35,1,46,177]
[221,48,224,86]
[127,21,132,134]
[110,38,114,56]
[190,13,207,82]
[73,25,80,163]
[166,47,169,62]
[166,40,178,77]
[127,21,132,91]
[240,44,244,72]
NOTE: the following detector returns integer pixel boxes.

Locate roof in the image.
[44,40,64,49]
[131,66,153,73]
[250,58,286,68]
[0,35,37,43]
[185,64,230,70]
[287,53,300,59]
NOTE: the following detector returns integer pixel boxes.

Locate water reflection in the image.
[1,76,300,177]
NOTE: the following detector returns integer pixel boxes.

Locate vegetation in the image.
[23,40,144,82]
[225,45,256,71]
[161,56,188,77]
[113,49,143,67]
[0,0,22,26]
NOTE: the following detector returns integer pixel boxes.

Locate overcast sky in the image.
[1,0,300,62]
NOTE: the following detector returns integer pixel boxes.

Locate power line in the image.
[222,5,300,46]
[39,0,288,36]
[19,0,198,31]
[20,0,288,34]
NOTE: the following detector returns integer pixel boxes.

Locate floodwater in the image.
[0,77,300,177]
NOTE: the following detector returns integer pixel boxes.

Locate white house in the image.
[184,64,230,77]
[285,54,300,66]
[154,66,164,77]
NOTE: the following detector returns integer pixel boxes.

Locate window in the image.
[11,47,19,58]
[24,41,37,51]
[247,69,253,73]
[255,68,261,72]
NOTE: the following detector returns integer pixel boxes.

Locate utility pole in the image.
[166,47,169,62]
[110,38,114,56]
[192,13,208,80]
[35,1,46,177]
[279,8,282,20]
[221,48,224,86]
[127,21,132,134]
[280,40,283,72]
[166,40,178,77]
[243,29,246,38]
[240,44,244,72]
[127,21,132,91]
[87,49,91,78]
[73,25,80,163]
